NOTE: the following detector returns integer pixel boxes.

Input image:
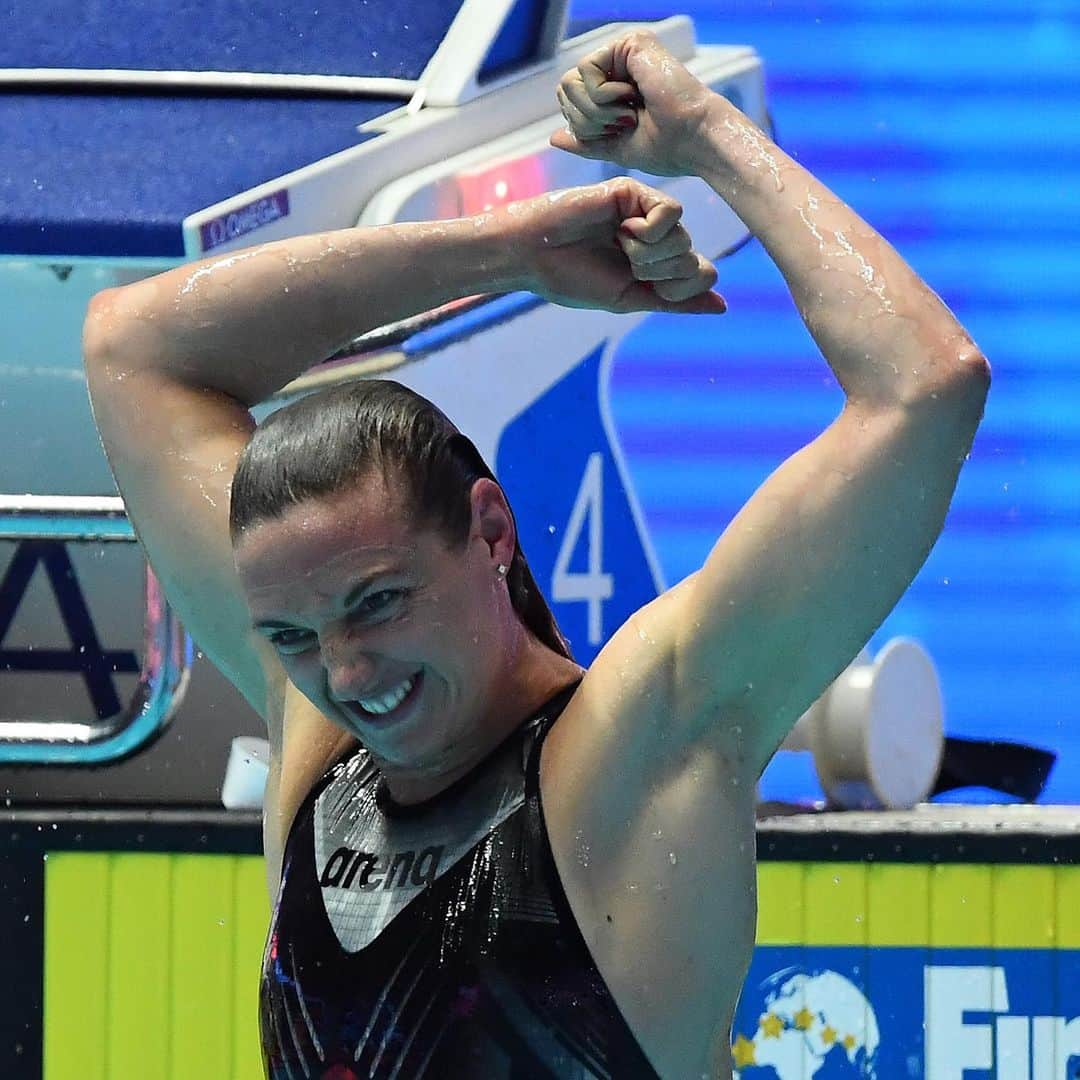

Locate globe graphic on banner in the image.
[732,968,880,1078]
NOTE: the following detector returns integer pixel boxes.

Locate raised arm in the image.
[552,32,990,772]
[83,179,721,887]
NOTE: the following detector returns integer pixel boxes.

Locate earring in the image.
[496,564,509,578]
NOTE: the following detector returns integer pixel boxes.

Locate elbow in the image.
[82,286,150,383]
[954,350,992,418]
[82,288,120,370]
[959,348,992,390]
[927,349,991,415]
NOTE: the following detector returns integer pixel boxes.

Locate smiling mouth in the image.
[340,670,424,725]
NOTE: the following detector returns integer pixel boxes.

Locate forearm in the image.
[689,95,988,407]
[86,214,525,406]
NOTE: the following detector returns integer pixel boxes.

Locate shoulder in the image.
[265,683,359,886]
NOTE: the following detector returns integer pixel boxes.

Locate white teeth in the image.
[357,674,416,716]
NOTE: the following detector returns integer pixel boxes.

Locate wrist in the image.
[484,205,545,294]
[681,93,745,182]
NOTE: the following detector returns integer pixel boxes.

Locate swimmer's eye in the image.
[266,590,406,653]
[268,628,316,654]
[353,588,403,616]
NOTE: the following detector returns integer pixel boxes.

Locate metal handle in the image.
[0,495,193,764]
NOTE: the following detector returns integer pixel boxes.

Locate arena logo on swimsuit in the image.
[318,844,444,891]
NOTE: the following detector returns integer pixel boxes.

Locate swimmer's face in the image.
[233,469,520,771]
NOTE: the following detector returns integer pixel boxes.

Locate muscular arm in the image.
[553,32,989,771]
[685,95,986,408]
[89,217,525,406]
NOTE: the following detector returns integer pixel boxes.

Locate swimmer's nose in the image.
[323,643,379,703]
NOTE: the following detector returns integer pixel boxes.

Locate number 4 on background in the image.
[552,452,614,646]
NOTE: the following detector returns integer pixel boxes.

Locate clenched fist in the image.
[505,178,726,315]
[551,30,716,178]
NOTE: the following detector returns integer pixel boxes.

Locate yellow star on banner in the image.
[732,1034,757,1068]
[821,1025,837,1046]
[760,1013,785,1039]
[843,1034,857,1050]
[794,1007,815,1031]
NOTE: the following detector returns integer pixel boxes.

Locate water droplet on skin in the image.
[574,829,590,868]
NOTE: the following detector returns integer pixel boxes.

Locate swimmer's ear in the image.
[550,127,619,162]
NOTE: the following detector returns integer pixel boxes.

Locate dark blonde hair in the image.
[229,378,573,661]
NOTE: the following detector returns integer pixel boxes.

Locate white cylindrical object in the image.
[221,735,271,810]
[816,638,944,810]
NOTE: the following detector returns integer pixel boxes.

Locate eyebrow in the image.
[252,571,400,632]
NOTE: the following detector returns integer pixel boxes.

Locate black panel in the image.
[0,809,263,855]
[0,849,43,1080]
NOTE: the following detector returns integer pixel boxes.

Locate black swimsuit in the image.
[259,680,660,1079]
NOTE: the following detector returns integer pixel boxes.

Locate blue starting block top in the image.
[0,93,396,259]
[0,0,467,81]
[0,0,564,259]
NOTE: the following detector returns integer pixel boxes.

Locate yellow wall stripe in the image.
[43,854,109,1080]
[44,852,270,1080]
[755,862,1080,949]
[993,863,1055,949]
[232,857,270,1080]
[170,855,237,1078]
[756,862,804,945]
[1054,864,1080,950]
[866,863,930,947]
[107,855,172,1080]
[929,864,992,948]
[804,862,868,946]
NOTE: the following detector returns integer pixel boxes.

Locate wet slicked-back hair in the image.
[229,378,574,661]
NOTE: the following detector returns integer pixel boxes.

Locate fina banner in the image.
[731,947,1080,1079]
